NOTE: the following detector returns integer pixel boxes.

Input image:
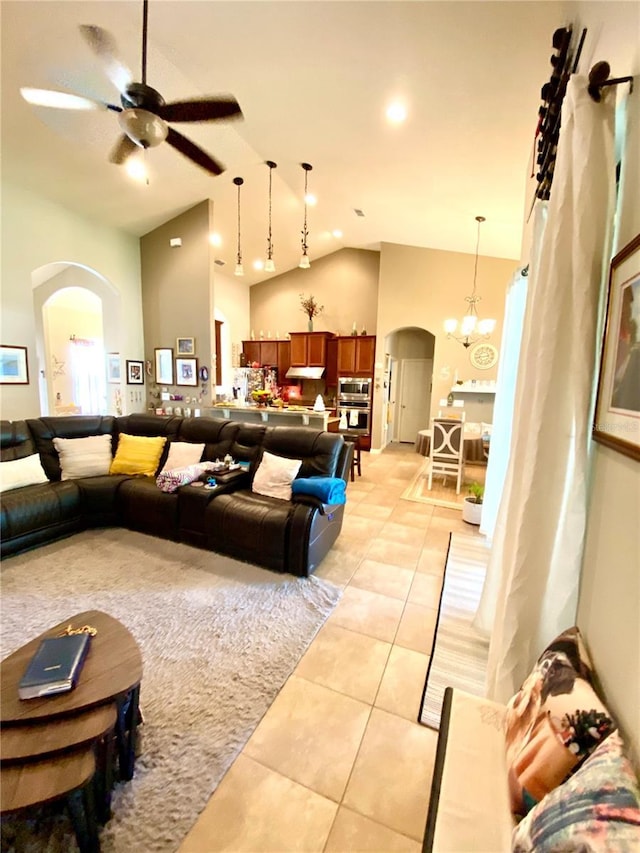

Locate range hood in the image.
[285,366,325,380]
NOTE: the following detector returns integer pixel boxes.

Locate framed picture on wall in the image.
[593,232,640,461]
[175,357,198,386]
[126,359,145,385]
[176,337,195,356]
[107,353,121,384]
[154,348,174,385]
[0,345,29,384]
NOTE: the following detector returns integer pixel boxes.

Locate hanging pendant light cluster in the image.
[299,162,313,269]
[264,160,277,273]
[233,176,244,277]
[444,215,496,348]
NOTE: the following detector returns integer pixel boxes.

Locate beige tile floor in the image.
[180,443,483,853]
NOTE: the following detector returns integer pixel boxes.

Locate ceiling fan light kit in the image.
[20,0,242,177]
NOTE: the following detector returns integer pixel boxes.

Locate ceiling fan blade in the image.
[20,87,119,112]
[109,134,140,165]
[79,24,133,95]
[159,97,243,124]
[166,127,225,176]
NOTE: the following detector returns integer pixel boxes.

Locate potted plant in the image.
[462,482,484,525]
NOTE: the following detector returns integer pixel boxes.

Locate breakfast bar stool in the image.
[343,433,362,481]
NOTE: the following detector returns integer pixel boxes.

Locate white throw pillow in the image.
[0,454,48,492]
[252,450,302,501]
[53,434,113,480]
[160,441,205,474]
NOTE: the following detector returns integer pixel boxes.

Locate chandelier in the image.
[444,215,496,348]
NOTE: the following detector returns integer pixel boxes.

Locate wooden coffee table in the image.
[1,610,143,852]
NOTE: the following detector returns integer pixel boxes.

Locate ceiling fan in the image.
[20,0,242,176]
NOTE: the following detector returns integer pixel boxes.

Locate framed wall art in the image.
[107,353,121,384]
[0,345,29,384]
[126,359,145,385]
[175,357,198,386]
[155,348,174,385]
[176,337,195,356]
[593,232,640,461]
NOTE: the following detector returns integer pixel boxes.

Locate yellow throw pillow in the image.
[109,434,167,477]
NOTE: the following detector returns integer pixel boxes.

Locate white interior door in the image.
[397,358,432,443]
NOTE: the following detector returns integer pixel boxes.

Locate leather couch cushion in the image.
[76,474,131,522]
[118,477,179,539]
[262,427,344,479]
[0,454,48,493]
[206,490,291,572]
[26,416,116,481]
[0,420,36,462]
[0,480,81,541]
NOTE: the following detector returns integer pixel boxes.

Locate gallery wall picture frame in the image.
[155,348,174,385]
[593,232,640,461]
[175,357,198,386]
[126,359,145,385]
[107,353,121,384]
[176,337,195,356]
[0,345,29,384]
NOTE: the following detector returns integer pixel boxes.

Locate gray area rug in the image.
[419,532,490,729]
[0,529,341,852]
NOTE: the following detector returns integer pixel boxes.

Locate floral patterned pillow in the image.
[512,731,640,851]
[505,626,616,816]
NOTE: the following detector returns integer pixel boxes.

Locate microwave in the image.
[338,377,371,398]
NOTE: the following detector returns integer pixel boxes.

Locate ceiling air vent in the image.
[354,209,365,217]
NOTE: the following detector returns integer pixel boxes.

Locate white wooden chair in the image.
[427,417,465,494]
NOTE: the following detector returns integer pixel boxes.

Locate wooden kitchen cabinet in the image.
[335,335,376,376]
[289,332,333,367]
[277,341,291,378]
[241,340,279,367]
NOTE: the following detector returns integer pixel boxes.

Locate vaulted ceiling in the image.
[1,1,559,284]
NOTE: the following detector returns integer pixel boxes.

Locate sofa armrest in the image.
[291,494,343,516]
[423,687,513,853]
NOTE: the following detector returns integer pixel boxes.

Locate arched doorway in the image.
[383,326,435,447]
[32,262,121,416]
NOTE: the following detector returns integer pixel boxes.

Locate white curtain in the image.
[478,263,531,541]
[482,76,616,703]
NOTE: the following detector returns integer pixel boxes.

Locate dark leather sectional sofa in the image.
[0,414,352,575]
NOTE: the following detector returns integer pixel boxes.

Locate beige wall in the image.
[250,248,379,339]
[571,0,640,765]
[0,182,142,420]
[141,201,214,409]
[213,269,251,390]
[372,242,516,449]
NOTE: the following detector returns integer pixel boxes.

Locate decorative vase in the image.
[308,318,314,332]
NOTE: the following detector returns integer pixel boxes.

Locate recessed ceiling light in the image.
[209,232,222,247]
[386,101,407,124]
[253,259,264,271]
[305,193,317,206]
[332,229,343,239]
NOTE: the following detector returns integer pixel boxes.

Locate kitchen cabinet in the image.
[335,335,376,376]
[289,332,333,367]
[277,341,291,379]
[241,340,280,367]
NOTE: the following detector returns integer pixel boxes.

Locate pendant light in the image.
[264,160,277,273]
[233,176,244,277]
[299,162,312,269]
[444,215,496,348]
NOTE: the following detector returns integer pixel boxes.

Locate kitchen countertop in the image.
[206,404,339,428]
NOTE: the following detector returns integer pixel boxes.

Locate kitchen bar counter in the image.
[205,405,340,432]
